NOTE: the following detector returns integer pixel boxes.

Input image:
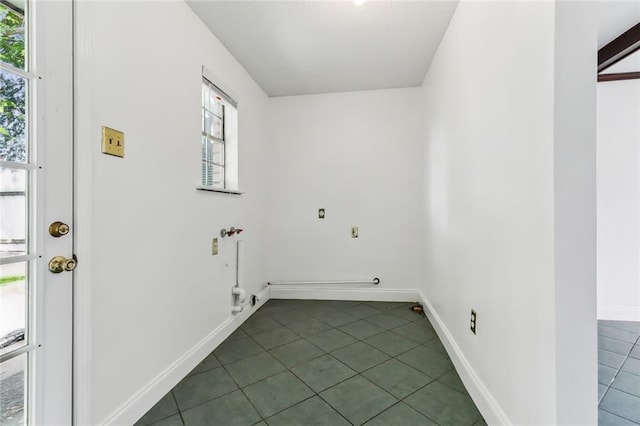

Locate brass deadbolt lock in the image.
[49,256,77,273]
[49,221,70,237]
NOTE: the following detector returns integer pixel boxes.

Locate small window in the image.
[201,75,238,191]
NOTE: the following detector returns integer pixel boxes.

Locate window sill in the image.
[196,186,243,195]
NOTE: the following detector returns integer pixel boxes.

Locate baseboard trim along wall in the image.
[270,284,511,424]
[417,291,511,426]
[268,285,420,302]
[102,285,510,425]
[101,287,270,426]
[598,305,640,321]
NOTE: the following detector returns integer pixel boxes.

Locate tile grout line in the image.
[247,311,437,424]
[597,328,640,346]
[194,342,272,423]
[217,357,271,424]
[260,392,327,424]
[196,320,440,423]
[297,327,462,424]
[202,315,394,423]
[254,309,427,363]
[598,323,640,334]
[161,301,460,426]
[257,307,443,379]
[263,380,356,426]
[600,333,640,405]
[599,406,640,425]
[245,309,369,426]
[358,400,409,426]
[169,391,185,426]
[598,323,640,407]
[313,389,356,425]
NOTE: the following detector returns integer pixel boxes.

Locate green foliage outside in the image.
[0,4,26,162]
[0,275,24,286]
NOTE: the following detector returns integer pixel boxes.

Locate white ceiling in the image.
[597,1,640,73]
[598,0,640,48]
[187,1,459,97]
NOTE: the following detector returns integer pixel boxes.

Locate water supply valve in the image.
[232,286,247,302]
[220,227,243,237]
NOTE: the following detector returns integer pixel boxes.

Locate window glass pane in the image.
[201,136,208,186]
[212,141,224,166]
[202,78,232,189]
[212,116,223,140]
[202,85,208,111]
[0,4,25,70]
[203,109,212,136]
[207,138,214,185]
[0,168,26,257]
[0,352,26,425]
[212,164,224,188]
[0,261,27,356]
[0,70,27,163]
[210,96,223,117]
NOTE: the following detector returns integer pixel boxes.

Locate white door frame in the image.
[33,0,74,424]
[72,0,94,423]
[0,0,75,424]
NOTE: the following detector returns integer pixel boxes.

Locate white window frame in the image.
[197,67,241,194]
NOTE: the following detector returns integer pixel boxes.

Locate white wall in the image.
[266,88,424,290]
[74,2,269,423]
[419,1,596,424]
[552,3,597,422]
[69,1,599,423]
[597,79,640,321]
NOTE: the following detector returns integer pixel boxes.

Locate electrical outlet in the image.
[351,226,358,238]
[101,126,125,157]
[212,238,218,255]
[318,208,325,219]
[470,310,477,334]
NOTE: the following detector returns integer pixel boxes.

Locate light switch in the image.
[212,238,219,255]
[101,126,124,157]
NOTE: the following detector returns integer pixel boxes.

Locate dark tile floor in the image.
[135,299,486,426]
[598,320,640,425]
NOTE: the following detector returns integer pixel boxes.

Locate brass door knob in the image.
[49,221,70,237]
[49,256,77,273]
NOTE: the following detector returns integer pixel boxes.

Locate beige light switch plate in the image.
[212,238,219,255]
[101,126,124,157]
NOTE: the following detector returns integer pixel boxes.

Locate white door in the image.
[0,1,73,425]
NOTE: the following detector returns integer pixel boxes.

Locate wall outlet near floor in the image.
[212,238,218,255]
[470,309,477,334]
[351,226,358,238]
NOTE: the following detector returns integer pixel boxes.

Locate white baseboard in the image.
[100,286,511,426]
[100,287,270,426]
[269,285,420,302]
[417,291,510,426]
[598,305,640,321]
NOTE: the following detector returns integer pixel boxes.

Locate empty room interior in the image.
[1,0,640,425]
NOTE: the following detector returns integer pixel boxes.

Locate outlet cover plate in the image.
[470,310,477,334]
[101,126,125,157]
[351,226,359,238]
[212,238,218,255]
